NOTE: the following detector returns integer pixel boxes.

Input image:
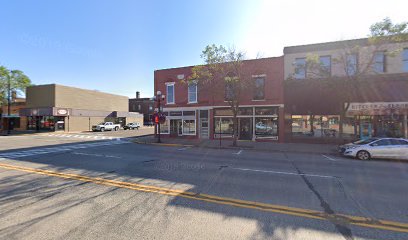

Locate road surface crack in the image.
[284,153,354,240]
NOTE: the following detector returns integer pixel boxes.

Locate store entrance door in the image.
[360,122,372,139]
[170,119,182,136]
[239,118,252,140]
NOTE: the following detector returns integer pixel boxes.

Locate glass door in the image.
[239,118,252,140]
[177,120,183,136]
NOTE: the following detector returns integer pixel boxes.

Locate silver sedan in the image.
[339,138,408,160]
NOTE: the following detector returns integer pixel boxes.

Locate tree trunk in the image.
[309,114,314,135]
[338,102,350,141]
[339,113,344,140]
[232,112,238,147]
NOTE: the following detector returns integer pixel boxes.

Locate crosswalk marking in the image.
[41,133,121,141]
[0,140,129,159]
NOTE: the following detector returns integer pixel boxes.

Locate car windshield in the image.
[353,138,377,145]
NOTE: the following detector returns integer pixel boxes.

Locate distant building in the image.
[0,95,27,131]
[129,91,155,125]
[19,84,143,132]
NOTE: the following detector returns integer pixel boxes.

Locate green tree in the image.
[0,65,32,115]
[188,44,249,146]
[292,18,408,139]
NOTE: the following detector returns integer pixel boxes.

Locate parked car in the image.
[92,122,121,132]
[144,121,154,126]
[339,138,408,160]
[123,122,140,130]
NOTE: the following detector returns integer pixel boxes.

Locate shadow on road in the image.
[0,141,406,239]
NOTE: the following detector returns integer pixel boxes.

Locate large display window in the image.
[214,118,234,135]
[27,116,65,131]
[291,115,356,139]
[183,120,196,135]
[255,117,278,138]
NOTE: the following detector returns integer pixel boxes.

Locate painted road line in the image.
[72,152,121,159]
[233,150,243,155]
[322,154,337,161]
[0,162,406,233]
[178,146,192,151]
[231,167,337,179]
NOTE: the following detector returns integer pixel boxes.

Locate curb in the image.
[132,140,337,155]
[132,140,194,148]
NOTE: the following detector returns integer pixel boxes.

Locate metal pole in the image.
[157,97,161,143]
[7,73,11,135]
[219,118,221,148]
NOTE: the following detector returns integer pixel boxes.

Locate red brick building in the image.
[154,57,285,142]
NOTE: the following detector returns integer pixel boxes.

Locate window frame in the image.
[319,55,331,76]
[346,53,358,76]
[159,119,170,134]
[166,82,175,104]
[182,119,196,135]
[188,81,198,103]
[253,77,265,100]
[224,82,234,101]
[294,58,307,79]
[373,51,386,73]
[403,48,408,72]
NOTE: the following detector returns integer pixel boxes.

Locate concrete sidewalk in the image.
[133,135,339,155]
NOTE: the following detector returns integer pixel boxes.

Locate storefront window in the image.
[255,107,278,115]
[255,117,278,137]
[183,120,196,135]
[214,118,234,134]
[27,116,56,131]
[160,119,169,134]
[292,115,344,138]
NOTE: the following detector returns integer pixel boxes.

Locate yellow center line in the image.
[0,162,407,233]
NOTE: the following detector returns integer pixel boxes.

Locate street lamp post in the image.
[154,91,165,143]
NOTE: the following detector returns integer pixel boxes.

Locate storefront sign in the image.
[55,108,69,116]
[347,102,408,116]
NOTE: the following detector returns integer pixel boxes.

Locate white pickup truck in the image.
[92,122,121,132]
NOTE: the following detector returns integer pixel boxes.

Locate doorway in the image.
[170,119,182,136]
[239,118,252,140]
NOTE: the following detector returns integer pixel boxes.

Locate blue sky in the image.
[1,0,407,98]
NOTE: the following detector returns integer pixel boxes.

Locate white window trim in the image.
[166,83,175,104]
[188,82,198,104]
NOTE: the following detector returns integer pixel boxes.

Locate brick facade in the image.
[154,57,285,142]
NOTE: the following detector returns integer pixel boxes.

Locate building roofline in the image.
[154,56,283,72]
[283,37,370,54]
[28,83,129,99]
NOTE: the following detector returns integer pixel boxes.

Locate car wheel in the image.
[357,150,370,160]
[100,128,105,132]
[115,127,119,131]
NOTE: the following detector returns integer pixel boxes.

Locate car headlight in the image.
[346,146,358,149]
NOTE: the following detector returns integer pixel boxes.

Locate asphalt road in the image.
[0,135,407,240]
